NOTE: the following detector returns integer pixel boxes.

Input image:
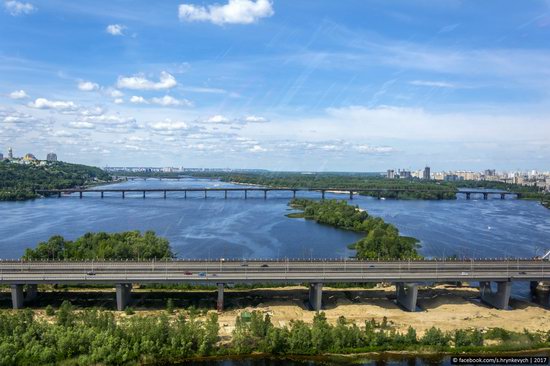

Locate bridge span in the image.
[1,259,548,311]
[35,187,521,200]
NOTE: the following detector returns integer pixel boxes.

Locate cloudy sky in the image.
[1,0,550,171]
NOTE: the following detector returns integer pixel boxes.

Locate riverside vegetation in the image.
[0,307,549,365]
[0,160,112,201]
[22,231,174,260]
[288,199,421,260]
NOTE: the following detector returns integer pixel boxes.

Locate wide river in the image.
[2,178,549,261]
[2,177,550,365]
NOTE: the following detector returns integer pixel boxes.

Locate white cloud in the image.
[113,98,124,104]
[354,144,395,154]
[8,90,29,99]
[68,121,95,129]
[151,95,192,107]
[178,0,274,25]
[409,80,457,88]
[51,130,77,138]
[205,114,230,123]
[242,115,268,123]
[78,81,99,91]
[28,98,78,112]
[117,71,177,90]
[106,24,125,36]
[106,88,124,98]
[130,95,148,104]
[249,144,267,152]
[149,119,189,131]
[4,0,35,16]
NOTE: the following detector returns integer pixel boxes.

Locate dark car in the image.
[241,263,249,267]
[261,264,269,268]
[86,271,96,276]
[184,271,193,275]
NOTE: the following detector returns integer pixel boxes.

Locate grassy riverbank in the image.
[288,199,421,260]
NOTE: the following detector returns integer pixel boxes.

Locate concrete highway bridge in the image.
[35,188,521,200]
[1,259,548,311]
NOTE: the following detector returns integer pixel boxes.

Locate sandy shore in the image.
[4,284,548,337]
[216,284,550,337]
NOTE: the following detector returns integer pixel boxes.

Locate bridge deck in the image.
[1,260,547,284]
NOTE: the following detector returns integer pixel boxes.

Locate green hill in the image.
[0,160,112,201]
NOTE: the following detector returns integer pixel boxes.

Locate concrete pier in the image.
[116,283,132,311]
[10,284,38,309]
[480,281,511,309]
[11,285,24,309]
[395,282,418,311]
[308,283,323,311]
[217,283,224,311]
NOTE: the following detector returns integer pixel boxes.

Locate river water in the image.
[2,178,549,261]
[1,177,550,365]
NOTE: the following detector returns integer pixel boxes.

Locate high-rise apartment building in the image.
[46,153,58,162]
[423,166,431,180]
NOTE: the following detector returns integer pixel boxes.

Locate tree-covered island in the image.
[0,160,112,201]
[288,199,421,260]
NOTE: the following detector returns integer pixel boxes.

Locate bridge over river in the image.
[2,259,548,311]
[35,187,521,200]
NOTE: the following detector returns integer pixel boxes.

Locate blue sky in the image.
[1,0,550,171]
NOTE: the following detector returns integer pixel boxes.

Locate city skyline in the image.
[2,0,550,171]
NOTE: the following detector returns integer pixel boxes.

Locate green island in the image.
[22,231,173,261]
[288,199,421,260]
[0,161,112,201]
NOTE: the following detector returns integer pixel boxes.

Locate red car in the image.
[184,271,192,275]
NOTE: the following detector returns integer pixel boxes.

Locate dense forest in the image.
[0,161,112,201]
[289,199,421,260]
[0,307,548,365]
[188,171,458,200]
[22,231,173,260]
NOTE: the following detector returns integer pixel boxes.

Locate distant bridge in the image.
[35,187,521,200]
[1,259,547,311]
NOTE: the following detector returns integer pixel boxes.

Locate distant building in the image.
[46,152,58,162]
[23,153,37,162]
[386,169,395,179]
[8,147,13,160]
[398,169,411,179]
[484,169,496,177]
[423,166,431,180]
[0,152,3,160]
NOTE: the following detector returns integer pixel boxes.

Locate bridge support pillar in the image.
[395,282,418,312]
[483,193,488,200]
[79,191,83,199]
[245,190,248,199]
[101,191,104,199]
[204,190,207,199]
[122,191,125,199]
[264,190,267,199]
[308,283,323,311]
[143,191,146,199]
[116,283,132,311]
[501,193,505,200]
[164,191,167,199]
[293,190,296,198]
[480,281,511,309]
[349,191,353,200]
[224,190,227,199]
[184,191,187,199]
[58,192,61,198]
[466,193,471,200]
[26,284,38,302]
[321,190,325,200]
[217,283,224,311]
[11,285,25,309]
